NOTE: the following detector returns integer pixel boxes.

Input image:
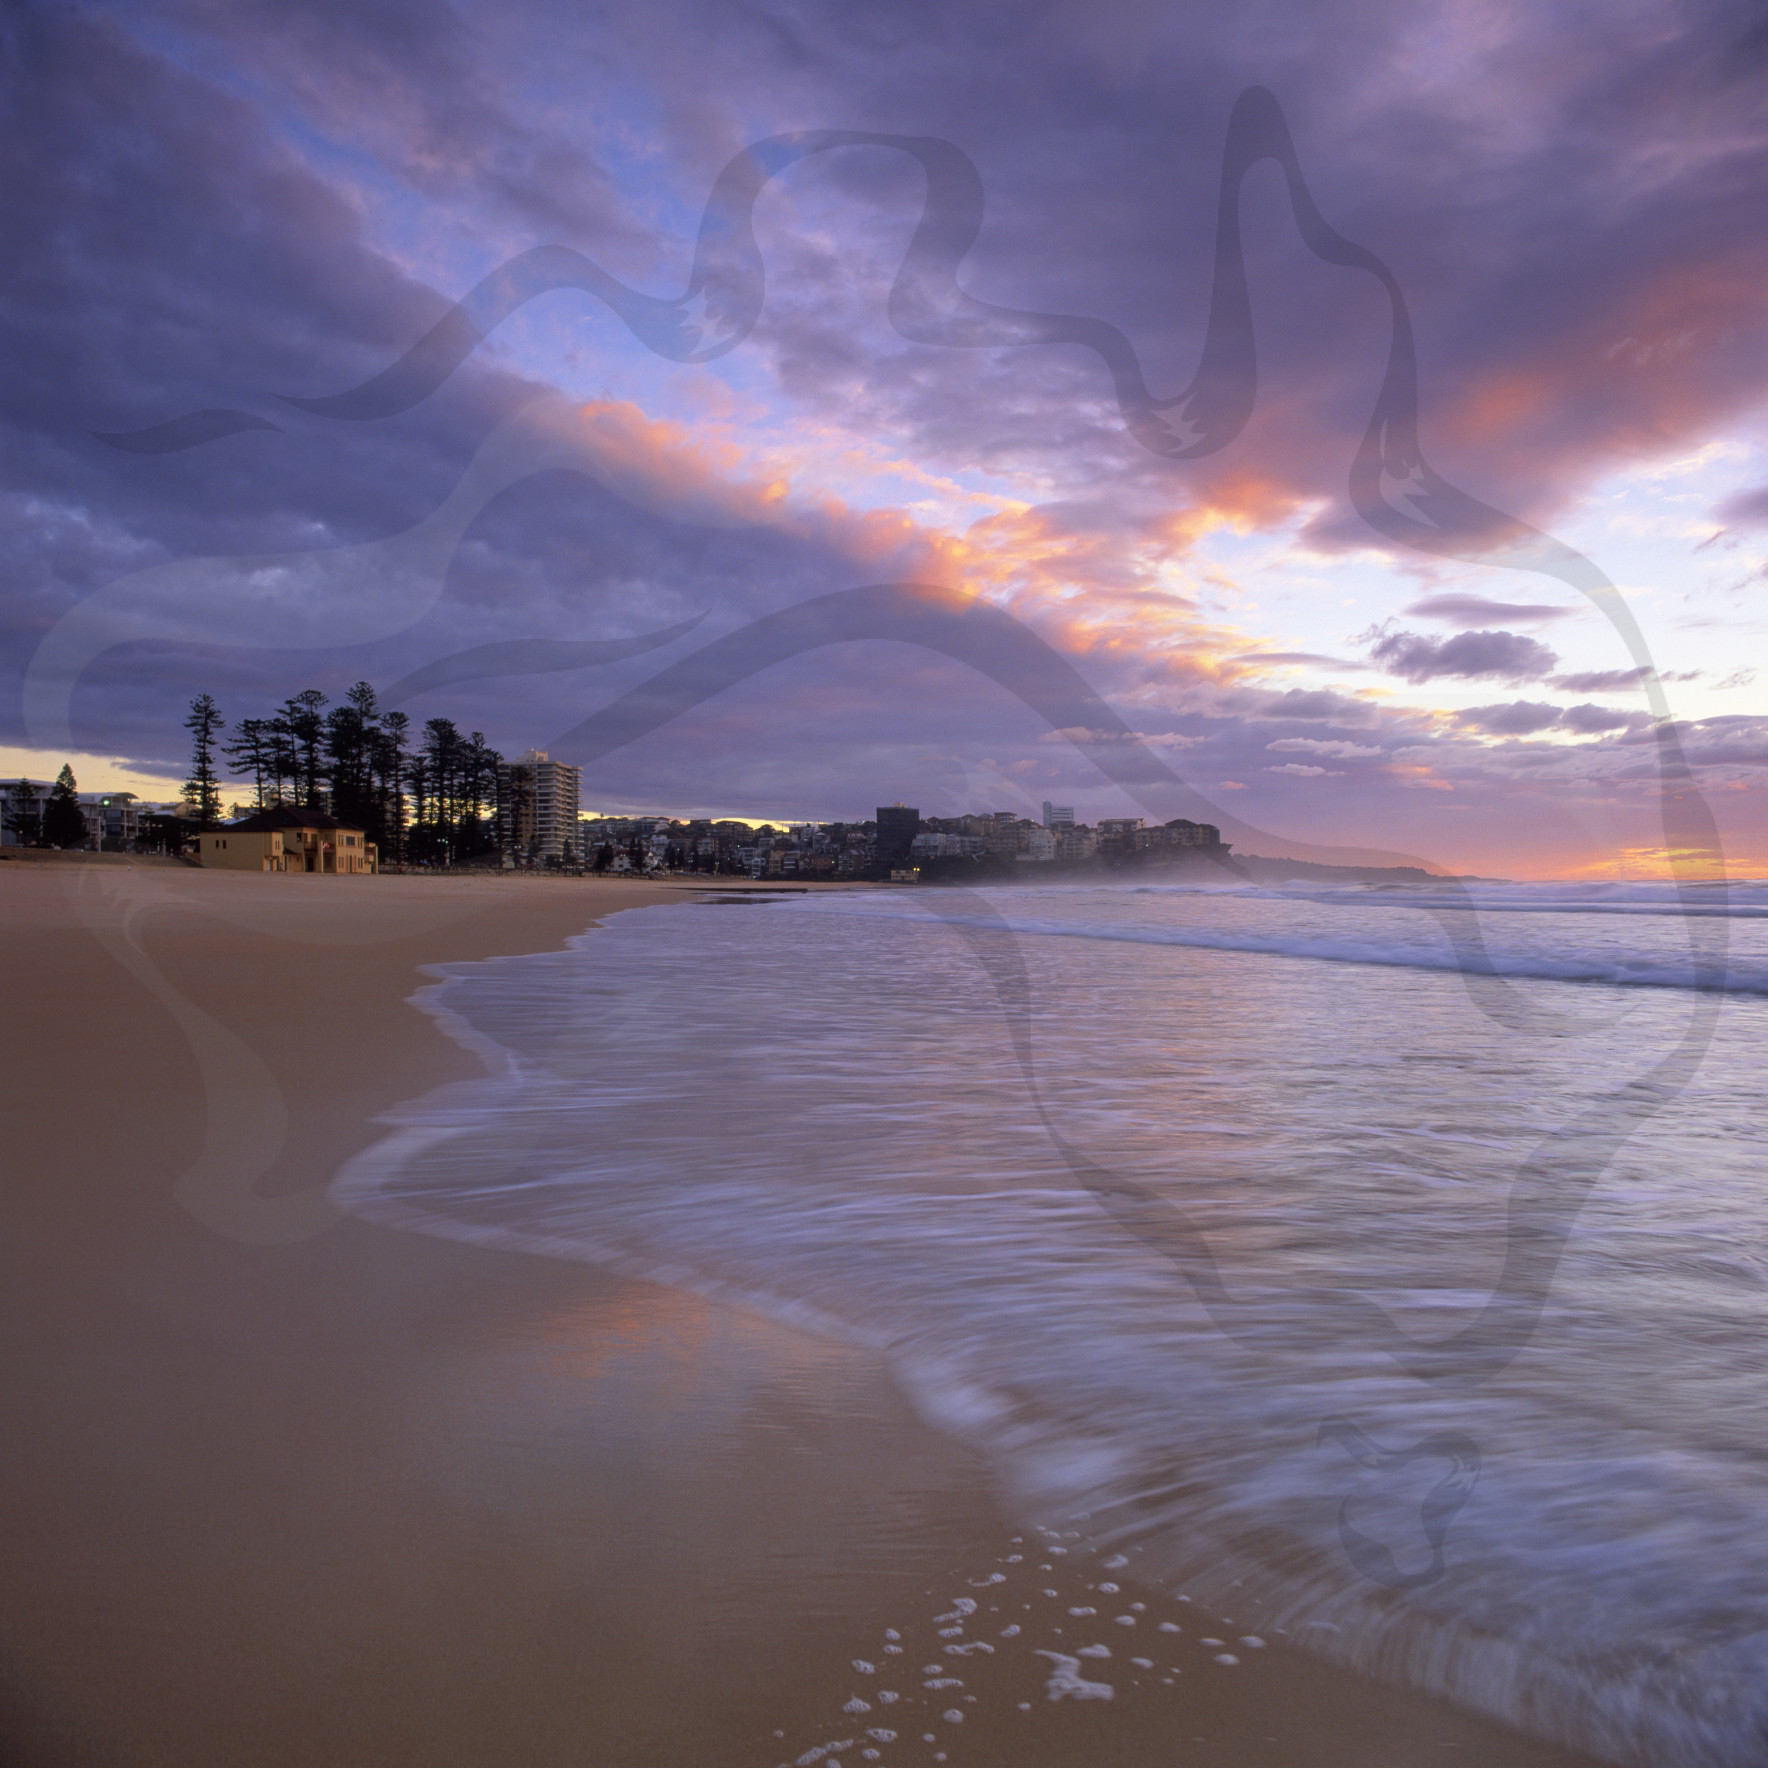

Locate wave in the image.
[332,901,1768,1767]
[1126,879,1768,921]
[800,901,1764,995]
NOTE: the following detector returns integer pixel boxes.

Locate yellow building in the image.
[200,805,377,874]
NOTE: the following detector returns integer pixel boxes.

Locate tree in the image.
[278,690,328,807]
[183,695,226,828]
[4,779,42,847]
[222,717,277,809]
[377,710,410,865]
[42,764,89,849]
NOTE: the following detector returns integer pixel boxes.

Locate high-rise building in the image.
[1042,800,1075,829]
[498,750,582,861]
[874,802,920,871]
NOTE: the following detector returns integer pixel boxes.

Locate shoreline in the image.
[1,865,1608,1766]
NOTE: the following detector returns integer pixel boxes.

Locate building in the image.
[875,802,920,872]
[1,781,141,851]
[199,804,376,873]
[910,830,986,860]
[1055,825,1097,863]
[83,792,139,851]
[1158,817,1222,848]
[1041,800,1075,829]
[499,750,582,863]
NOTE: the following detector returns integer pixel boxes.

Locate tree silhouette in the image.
[4,779,42,847]
[42,764,88,849]
[279,690,327,808]
[222,717,277,809]
[183,696,226,829]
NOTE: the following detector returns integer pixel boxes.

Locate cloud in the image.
[1715,484,1768,527]
[1405,594,1581,625]
[3,0,1762,877]
[1254,688,1374,722]
[1549,666,1700,692]
[1266,737,1383,757]
[1559,702,1648,734]
[1550,667,1649,692]
[1368,628,1559,685]
[1456,701,1566,735]
[1265,761,1342,776]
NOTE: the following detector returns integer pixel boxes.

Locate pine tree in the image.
[183,694,226,829]
[279,690,328,808]
[222,717,276,809]
[41,764,89,849]
[378,710,410,865]
[4,779,43,847]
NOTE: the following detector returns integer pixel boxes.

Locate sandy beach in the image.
[0,860,1609,1768]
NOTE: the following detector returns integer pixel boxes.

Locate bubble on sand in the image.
[1068,1606,1096,1617]
[999,1624,1021,1638]
[943,1709,964,1723]
[1036,1650,1114,1702]
[1158,1622,1181,1633]
[842,1698,871,1715]
[792,1742,855,1765]
[1131,1657,1153,1669]
[1214,1653,1240,1667]
[1240,1636,1266,1649]
[1103,1554,1129,1569]
[1077,1645,1111,1658]
[1098,1582,1120,1593]
[852,1661,874,1675]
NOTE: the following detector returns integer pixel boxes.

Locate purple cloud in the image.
[1715,484,1768,527]
[1559,702,1647,734]
[1455,702,1565,736]
[1404,595,1580,625]
[1369,628,1559,685]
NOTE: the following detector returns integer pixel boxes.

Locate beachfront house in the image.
[199,804,377,874]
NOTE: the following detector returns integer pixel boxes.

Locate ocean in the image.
[333,876,1768,1767]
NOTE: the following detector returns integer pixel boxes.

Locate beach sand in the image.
[0,861,1609,1767]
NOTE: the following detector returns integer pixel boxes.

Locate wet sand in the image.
[0,863,1610,1767]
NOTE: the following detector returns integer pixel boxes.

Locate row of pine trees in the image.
[184,684,507,866]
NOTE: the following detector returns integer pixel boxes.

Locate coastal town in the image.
[1,689,1228,881]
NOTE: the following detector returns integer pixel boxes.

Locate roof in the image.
[224,804,362,835]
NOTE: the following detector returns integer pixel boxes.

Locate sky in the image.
[4,0,1766,876]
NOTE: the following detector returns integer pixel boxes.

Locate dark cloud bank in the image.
[4,0,1764,860]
